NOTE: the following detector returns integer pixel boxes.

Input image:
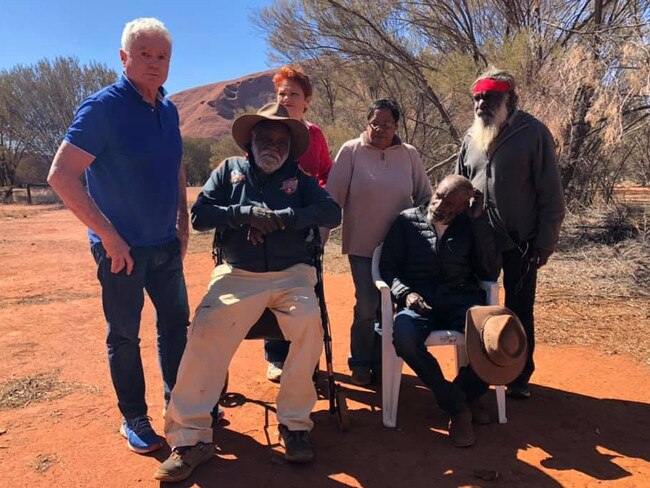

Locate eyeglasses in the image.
[369,122,396,131]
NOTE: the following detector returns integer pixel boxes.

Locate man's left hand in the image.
[529,247,552,269]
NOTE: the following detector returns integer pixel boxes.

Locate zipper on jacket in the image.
[259,182,270,272]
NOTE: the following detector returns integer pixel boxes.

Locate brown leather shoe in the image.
[468,397,491,425]
[154,442,214,482]
[448,408,475,447]
[278,424,314,463]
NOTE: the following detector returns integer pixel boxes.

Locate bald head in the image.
[428,175,474,224]
[437,175,474,197]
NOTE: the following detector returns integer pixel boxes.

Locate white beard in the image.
[252,145,289,175]
[469,102,509,153]
[256,156,285,174]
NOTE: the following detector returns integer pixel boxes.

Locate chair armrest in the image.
[479,280,500,305]
[371,244,395,339]
[371,245,385,289]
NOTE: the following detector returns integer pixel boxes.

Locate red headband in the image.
[473,78,510,94]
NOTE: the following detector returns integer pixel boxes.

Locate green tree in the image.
[0,56,116,187]
[183,137,216,186]
[256,0,650,205]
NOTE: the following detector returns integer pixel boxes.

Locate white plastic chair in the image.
[371,244,507,428]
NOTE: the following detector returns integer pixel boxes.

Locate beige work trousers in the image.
[165,263,323,448]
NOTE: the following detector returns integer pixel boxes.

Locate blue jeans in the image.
[264,338,290,364]
[348,255,381,372]
[91,239,190,420]
[392,308,488,415]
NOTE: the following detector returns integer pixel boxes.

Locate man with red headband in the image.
[456,67,565,399]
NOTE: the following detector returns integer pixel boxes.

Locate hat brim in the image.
[465,305,527,385]
[231,114,309,161]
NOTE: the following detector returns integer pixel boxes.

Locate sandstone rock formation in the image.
[170,69,276,141]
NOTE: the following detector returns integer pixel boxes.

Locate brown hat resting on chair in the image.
[465,305,527,386]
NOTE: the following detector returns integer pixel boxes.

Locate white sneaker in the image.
[266,362,283,383]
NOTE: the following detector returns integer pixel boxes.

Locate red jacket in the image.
[299,122,332,188]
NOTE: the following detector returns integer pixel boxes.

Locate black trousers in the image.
[502,244,538,386]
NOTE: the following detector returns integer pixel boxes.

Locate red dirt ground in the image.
[0,200,648,488]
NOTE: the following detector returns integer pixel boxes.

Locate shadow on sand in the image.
[160,375,649,487]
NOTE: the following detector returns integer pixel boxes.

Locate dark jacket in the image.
[456,110,565,252]
[191,156,341,272]
[379,206,500,310]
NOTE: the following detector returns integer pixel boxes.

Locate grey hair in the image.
[474,66,519,110]
[121,18,172,51]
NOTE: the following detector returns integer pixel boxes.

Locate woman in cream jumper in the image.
[327,99,432,386]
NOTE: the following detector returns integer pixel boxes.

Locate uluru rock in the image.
[170,69,276,141]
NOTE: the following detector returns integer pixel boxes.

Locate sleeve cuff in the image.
[275,207,296,227]
[232,205,252,225]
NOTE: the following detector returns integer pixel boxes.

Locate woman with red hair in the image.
[264,65,333,382]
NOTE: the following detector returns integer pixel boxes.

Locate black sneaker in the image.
[154,442,214,482]
[278,424,314,463]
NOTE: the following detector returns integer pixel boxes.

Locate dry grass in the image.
[7,187,61,205]
[0,371,96,411]
[536,207,650,366]
[32,453,60,474]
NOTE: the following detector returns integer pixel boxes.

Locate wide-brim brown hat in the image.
[466,305,528,385]
[231,102,310,160]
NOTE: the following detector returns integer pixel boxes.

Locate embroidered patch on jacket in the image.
[230,169,246,184]
[280,177,299,194]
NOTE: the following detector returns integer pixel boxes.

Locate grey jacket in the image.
[456,110,565,252]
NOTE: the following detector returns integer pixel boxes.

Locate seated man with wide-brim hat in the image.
[155,103,342,483]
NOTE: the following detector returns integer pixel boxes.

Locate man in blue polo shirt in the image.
[48,18,189,455]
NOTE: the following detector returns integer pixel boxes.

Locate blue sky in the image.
[0,0,275,94]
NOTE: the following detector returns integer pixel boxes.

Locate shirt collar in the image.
[360,131,403,148]
[119,73,166,103]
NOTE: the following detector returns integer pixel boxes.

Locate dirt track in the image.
[0,201,648,487]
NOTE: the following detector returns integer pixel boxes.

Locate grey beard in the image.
[257,158,284,174]
[470,105,509,153]
[470,119,501,153]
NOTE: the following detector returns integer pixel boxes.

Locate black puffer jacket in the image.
[379,206,500,309]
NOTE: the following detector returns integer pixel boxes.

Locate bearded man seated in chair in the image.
[155,103,341,483]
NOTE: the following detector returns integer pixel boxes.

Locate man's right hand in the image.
[250,206,284,234]
[102,232,134,275]
[467,188,485,219]
[405,292,433,315]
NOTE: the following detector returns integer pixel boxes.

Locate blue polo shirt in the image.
[64,74,183,247]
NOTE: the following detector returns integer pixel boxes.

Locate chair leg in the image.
[496,385,507,423]
[382,334,404,428]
